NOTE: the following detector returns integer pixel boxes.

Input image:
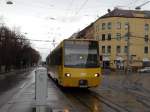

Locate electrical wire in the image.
[74,0,89,16]
[65,0,74,17]
[35,47,50,49]
[16,38,54,42]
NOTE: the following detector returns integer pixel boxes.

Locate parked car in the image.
[138,67,150,73]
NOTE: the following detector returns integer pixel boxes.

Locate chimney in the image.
[107,9,111,13]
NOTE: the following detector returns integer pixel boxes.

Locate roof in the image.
[100,8,150,19]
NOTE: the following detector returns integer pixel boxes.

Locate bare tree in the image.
[0,25,40,73]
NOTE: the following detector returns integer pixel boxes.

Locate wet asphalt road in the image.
[0,70,34,108]
[0,69,150,112]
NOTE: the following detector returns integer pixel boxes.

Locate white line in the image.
[20,82,27,89]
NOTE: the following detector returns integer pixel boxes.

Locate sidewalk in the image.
[0,71,77,112]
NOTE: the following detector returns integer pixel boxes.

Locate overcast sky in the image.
[0,0,149,60]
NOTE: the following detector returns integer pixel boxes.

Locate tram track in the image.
[50,77,117,112]
[74,94,125,112]
[48,77,92,112]
[65,88,131,112]
[49,75,150,112]
[89,87,150,112]
[66,92,96,112]
[88,90,131,112]
[51,79,130,112]
[125,88,150,108]
[109,84,150,109]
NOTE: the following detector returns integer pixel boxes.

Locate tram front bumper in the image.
[61,78,101,87]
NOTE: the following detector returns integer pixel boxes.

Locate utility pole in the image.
[52,39,56,48]
[126,23,130,75]
[122,23,131,87]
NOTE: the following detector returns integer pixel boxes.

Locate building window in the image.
[102,34,105,41]
[98,36,101,40]
[116,33,121,40]
[95,36,97,40]
[102,23,106,30]
[98,25,100,31]
[107,22,112,29]
[144,46,148,54]
[96,36,98,40]
[96,35,100,40]
[1,29,6,41]
[116,22,121,29]
[124,46,128,53]
[124,22,129,30]
[102,46,105,53]
[99,24,101,31]
[95,36,99,40]
[145,24,149,31]
[144,35,149,43]
[107,33,111,40]
[1,29,6,37]
[99,45,101,48]
[116,46,121,54]
[107,46,111,53]
[95,25,99,32]
[124,35,128,41]
[0,36,5,41]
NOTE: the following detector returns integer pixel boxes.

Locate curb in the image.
[0,68,33,80]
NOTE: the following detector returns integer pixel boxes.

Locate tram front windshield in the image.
[64,41,99,68]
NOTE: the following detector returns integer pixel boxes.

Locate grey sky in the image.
[0,0,149,60]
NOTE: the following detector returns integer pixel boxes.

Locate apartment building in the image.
[94,8,150,69]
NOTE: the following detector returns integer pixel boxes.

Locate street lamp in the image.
[52,39,56,48]
[6,1,13,4]
[125,23,130,75]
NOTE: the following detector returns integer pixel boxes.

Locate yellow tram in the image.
[46,39,102,88]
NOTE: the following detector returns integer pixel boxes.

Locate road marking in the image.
[20,82,27,89]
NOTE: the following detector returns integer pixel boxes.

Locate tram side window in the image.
[55,48,62,65]
[49,54,54,65]
[50,48,62,65]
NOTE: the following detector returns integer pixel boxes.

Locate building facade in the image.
[94,8,150,69]
[70,23,94,39]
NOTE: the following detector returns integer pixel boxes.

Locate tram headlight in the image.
[65,73,71,77]
[94,73,100,77]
